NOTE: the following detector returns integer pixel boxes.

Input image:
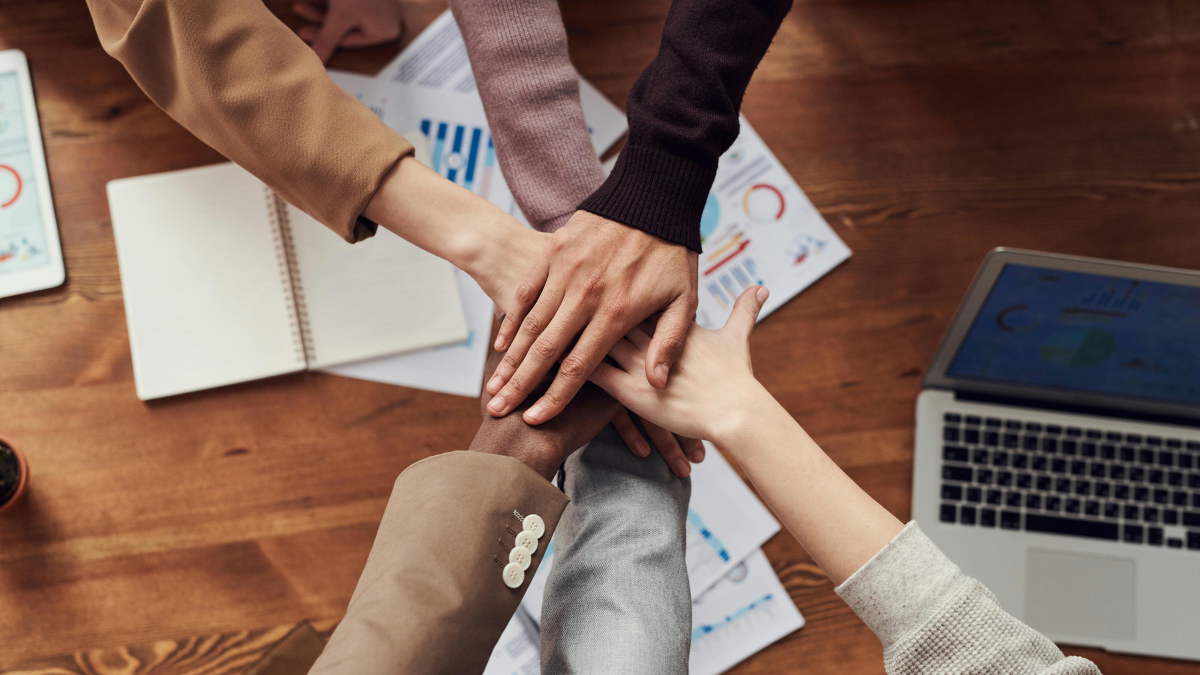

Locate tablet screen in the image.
[947,264,1200,405]
[0,71,50,275]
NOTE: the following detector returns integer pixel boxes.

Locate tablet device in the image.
[0,49,64,298]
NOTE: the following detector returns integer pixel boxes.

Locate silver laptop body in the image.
[913,248,1200,661]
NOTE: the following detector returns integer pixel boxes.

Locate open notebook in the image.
[108,163,468,400]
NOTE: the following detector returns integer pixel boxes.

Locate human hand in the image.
[485,211,699,427]
[470,348,620,480]
[294,0,405,63]
[589,286,772,445]
[611,409,705,478]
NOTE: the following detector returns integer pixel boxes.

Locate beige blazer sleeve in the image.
[85,0,412,243]
[308,451,569,675]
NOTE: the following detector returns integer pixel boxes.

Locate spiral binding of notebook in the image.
[265,187,315,366]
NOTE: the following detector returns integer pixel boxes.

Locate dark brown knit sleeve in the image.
[578,0,792,252]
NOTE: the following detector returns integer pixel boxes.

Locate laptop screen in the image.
[947,264,1200,406]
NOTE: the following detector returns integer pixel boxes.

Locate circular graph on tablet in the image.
[0,164,21,208]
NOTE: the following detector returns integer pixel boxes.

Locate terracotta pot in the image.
[0,433,29,514]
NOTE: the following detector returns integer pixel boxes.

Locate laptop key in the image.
[986,489,1002,505]
[1052,458,1067,473]
[965,415,982,426]
[940,504,956,523]
[1006,491,1022,507]
[1174,491,1189,506]
[1026,494,1042,509]
[992,451,1009,467]
[1139,449,1155,464]
[1022,435,1038,450]
[1183,511,1200,528]
[977,468,994,484]
[1000,511,1021,529]
[943,465,972,482]
[1159,451,1175,467]
[941,484,963,500]
[1003,434,1019,448]
[1036,475,1051,491]
[1045,496,1062,512]
[1168,537,1184,548]
[1143,506,1159,523]
[1123,524,1144,544]
[1046,424,1063,435]
[1133,486,1149,502]
[944,413,962,423]
[997,471,1013,487]
[973,449,990,464]
[1149,470,1164,485]
[1089,462,1106,478]
[1081,442,1097,458]
[980,509,997,527]
[1190,532,1200,550]
[944,446,969,462]
[1100,444,1116,460]
[1070,460,1087,476]
[1124,505,1139,520]
[964,428,980,444]
[944,426,960,442]
[1065,498,1081,514]
[1179,454,1194,470]
[1032,456,1048,471]
[1094,482,1111,498]
[1169,471,1184,486]
[1042,438,1058,453]
[967,487,982,503]
[1104,502,1120,518]
[1013,453,1029,469]
[1149,527,1164,546]
[984,431,1000,446]
[1163,509,1179,525]
[1114,484,1130,500]
[1189,473,1200,488]
[1062,441,1078,455]
[960,505,977,525]
[1110,465,1126,480]
[1130,467,1145,482]
[1074,480,1090,496]
[1025,513,1118,541]
[1085,500,1100,516]
[1017,473,1032,489]
[1055,478,1071,493]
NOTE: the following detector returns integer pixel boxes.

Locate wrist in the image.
[710,384,788,450]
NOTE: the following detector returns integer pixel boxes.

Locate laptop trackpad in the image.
[1025,549,1135,641]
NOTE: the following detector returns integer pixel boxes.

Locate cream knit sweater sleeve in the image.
[836,522,1102,675]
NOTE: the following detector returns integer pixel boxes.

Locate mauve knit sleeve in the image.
[578,0,793,252]
[450,0,604,233]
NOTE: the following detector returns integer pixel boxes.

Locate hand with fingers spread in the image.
[294,0,405,63]
[589,285,771,444]
[485,210,699,427]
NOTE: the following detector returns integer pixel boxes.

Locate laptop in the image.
[913,248,1200,661]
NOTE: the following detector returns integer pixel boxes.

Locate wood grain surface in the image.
[2,0,1200,673]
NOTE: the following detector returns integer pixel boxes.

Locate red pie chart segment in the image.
[0,164,22,208]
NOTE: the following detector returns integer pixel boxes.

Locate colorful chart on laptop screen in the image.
[948,264,1200,405]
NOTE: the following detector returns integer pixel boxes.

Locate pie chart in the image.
[1039,328,1116,368]
[0,164,20,208]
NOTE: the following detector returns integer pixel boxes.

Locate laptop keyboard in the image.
[939,412,1200,550]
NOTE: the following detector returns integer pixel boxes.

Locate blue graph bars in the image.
[421,118,494,194]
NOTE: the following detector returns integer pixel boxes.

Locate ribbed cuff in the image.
[577,144,715,252]
[835,522,965,650]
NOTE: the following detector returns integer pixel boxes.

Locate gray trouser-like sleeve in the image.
[540,424,692,675]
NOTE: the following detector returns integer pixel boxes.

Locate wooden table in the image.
[2,1,1199,673]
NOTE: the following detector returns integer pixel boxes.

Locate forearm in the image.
[364,156,543,313]
[87,0,410,242]
[578,0,793,250]
[451,0,603,232]
[717,390,903,585]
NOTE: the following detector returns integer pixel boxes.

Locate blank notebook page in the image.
[108,164,304,400]
[283,204,468,368]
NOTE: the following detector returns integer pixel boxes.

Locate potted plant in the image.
[0,434,28,514]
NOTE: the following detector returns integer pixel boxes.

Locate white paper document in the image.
[686,441,781,597]
[482,610,541,675]
[694,118,851,330]
[689,549,805,675]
